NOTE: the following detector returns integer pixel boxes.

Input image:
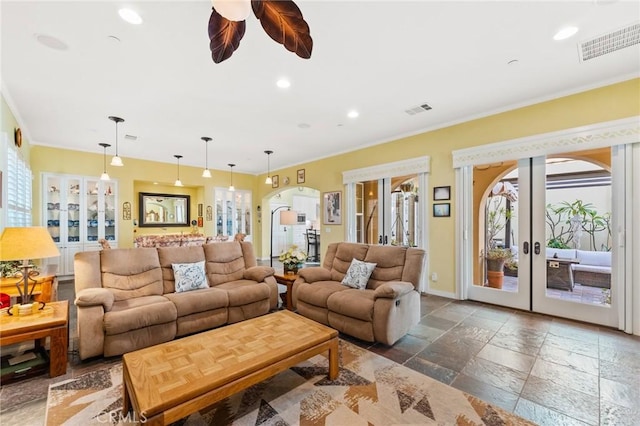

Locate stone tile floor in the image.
[1,278,639,425]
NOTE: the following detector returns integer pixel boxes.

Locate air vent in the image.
[404,103,432,116]
[579,22,640,62]
[124,134,137,141]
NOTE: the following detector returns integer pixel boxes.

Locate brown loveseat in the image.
[292,242,425,345]
[73,241,277,360]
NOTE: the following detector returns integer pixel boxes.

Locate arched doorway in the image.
[261,186,321,263]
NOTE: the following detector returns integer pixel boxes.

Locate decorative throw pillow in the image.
[341,258,377,290]
[172,261,209,293]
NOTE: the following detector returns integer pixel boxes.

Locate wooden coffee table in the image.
[122,310,339,425]
[0,300,69,378]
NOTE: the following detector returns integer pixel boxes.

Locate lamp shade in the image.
[0,227,60,261]
[280,210,298,226]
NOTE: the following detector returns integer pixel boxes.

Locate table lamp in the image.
[0,227,60,305]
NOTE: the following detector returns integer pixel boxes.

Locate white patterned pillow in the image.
[341,258,377,290]
[172,261,209,293]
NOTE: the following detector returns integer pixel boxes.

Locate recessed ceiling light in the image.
[276,78,291,88]
[107,35,121,43]
[347,110,359,119]
[507,59,519,65]
[298,123,310,129]
[118,8,143,25]
[35,34,68,51]
[553,26,578,41]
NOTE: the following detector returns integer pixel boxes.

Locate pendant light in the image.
[264,150,273,185]
[109,116,125,167]
[174,155,184,187]
[201,137,212,178]
[99,143,111,181]
[228,163,235,191]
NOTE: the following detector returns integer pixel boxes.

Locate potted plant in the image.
[278,245,308,274]
[485,247,513,289]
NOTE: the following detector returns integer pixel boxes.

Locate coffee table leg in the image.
[49,326,68,377]
[328,338,339,380]
[122,371,131,415]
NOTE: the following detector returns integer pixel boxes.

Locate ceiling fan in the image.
[208,0,313,63]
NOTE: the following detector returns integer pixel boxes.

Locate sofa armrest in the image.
[298,267,332,283]
[75,288,115,311]
[244,265,275,282]
[374,282,415,299]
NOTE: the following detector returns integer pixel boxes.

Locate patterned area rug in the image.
[45,340,534,425]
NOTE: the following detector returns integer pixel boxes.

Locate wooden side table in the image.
[274,273,298,311]
[0,264,58,303]
[0,300,69,379]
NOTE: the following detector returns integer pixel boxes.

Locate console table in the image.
[0,265,58,303]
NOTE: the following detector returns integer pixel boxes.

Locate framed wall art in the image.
[323,191,342,225]
[297,169,305,184]
[433,203,450,217]
[138,192,191,227]
[272,174,279,188]
[433,186,451,201]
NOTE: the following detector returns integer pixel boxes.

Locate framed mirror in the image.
[139,192,191,227]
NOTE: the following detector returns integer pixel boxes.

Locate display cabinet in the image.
[42,174,118,277]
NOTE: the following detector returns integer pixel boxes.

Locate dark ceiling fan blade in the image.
[252,0,312,59]
[208,7,246,63]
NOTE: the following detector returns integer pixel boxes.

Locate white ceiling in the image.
[2,1,639,175]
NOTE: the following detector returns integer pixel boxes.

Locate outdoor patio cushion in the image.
[576,250,611,267]
[572,264,610,274]
[546,248,577,259]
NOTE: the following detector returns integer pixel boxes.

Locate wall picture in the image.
[323,191,342,225]
[433,186,451,201]
[433,203,450,217]
[272,174,279,188]
[297,169,305,184]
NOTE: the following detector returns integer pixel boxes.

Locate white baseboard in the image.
[420,288,458,299]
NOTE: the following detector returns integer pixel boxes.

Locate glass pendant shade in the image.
[211,0,251,21]
[109,116,125,167]
[264,150,273,185]
[99,143,111,181]
[228,163,235,191]
[202,136,212,178]
[174,154,184,187]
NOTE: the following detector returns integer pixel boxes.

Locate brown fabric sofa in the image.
[292,242,425,345]
[74,241,277,360]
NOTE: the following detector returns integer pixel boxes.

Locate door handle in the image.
[384,235,388,245]
[534,242,541,255]
[523,242,529,255]
[379,235,383,244]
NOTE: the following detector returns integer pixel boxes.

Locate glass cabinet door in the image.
[66,178,81,243]
[86,179,100,243]
[214,188,252,239]
[44,176,62,243]
[103,181,116,242]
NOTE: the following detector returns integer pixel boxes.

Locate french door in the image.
[466,151,618,327]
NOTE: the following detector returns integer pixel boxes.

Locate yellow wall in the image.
[19,78,640,294]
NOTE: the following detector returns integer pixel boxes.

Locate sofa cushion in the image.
[100,248,163,301]
[572,264,611,274]
[158,246,206,294]
[296,281,349,308]
[341,258,376,289]
[576,250,611,267]
[546,248,577,260]
[329,243,370,282]
[327,289,374,321]
[104,295,177,335]
[365,245,407,290]
[164,287,228,317]
[172,261,208,293]
[215,281,271,306]
[203,242,247,286]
